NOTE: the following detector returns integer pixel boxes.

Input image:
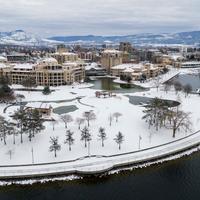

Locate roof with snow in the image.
[12,63,35,70]
[0,63,8,69]
[103,49,122,54]
[40,58,58,64]
[0,56,7,62]
[25,102,52,110]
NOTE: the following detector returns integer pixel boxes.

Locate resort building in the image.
[0,58,85,86]
[176,61,200,68]
[111,63,162,81]
[51,46,79,64]
[101,49,123,74]
[51,52,79,64]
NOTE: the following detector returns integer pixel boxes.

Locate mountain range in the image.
[0,30,200,46]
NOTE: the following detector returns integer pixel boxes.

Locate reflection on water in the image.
[89,78,146,93]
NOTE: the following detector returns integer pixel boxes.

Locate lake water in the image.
[1,152,200,200]
[167,73,200,91]
[89,77,147,93]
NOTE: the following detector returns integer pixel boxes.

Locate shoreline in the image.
[0,129,199,180]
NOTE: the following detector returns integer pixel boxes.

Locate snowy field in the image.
[0,68,200,167]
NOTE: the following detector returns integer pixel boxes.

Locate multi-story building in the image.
[51,52,79,64]
[6,53,30,63]
[0,58,85,86]
[100,49,123,74]
[111,63,162,81]
[119,42,133,53]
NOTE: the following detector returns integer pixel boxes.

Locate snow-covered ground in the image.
[0,68,200,178]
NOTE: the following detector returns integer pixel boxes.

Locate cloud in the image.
[0,0,200,36]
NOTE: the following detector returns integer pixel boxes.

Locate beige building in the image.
[111,63,162,81]
[101,49,123,74]
[0,58,85,86]
[51,52,79,64]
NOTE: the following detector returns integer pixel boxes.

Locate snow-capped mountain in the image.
[48,31,200,46]
[0,30,57,46]
[1,30,200,46]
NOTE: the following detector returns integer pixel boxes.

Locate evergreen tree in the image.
[0,116,10,145]
[114,131,124,150]
[64,129,75,151]
[21,76,36,91]
[25,109,45,141]
[0,83,15,103]
[81,126,92,147]
[98,127,107,147]
[49,136,61,157]
[42,86,51,95]
[12,109,27,143]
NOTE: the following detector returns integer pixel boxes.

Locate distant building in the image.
[85,63,107,76]
[178,61,200,68]
[51,52,79,64]
[101,49,123,74]
[6,53,30,63]
[119,42,133,53]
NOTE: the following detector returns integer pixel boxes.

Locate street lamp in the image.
[138,135,142,150]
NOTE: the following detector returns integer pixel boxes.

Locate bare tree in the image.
[183,84,192,97]
[60,114,73,129]
[64,130,75,151]
[164,84,171,94]
[174,81,182,94]
[49,136,61,157]
[166,108,192,138]
[76,117,85,130]
[83,111,96,127]
[114,132,124,150]
[113,112,122,122]
[154,76,161,92]
[98,127,107,147]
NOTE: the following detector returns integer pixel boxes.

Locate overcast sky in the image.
[0,0,200,37]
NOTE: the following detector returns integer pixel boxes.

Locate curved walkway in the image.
[77,97,95,108]
[0,130,200,179]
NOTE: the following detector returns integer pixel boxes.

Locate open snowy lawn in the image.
[0,73,199,166]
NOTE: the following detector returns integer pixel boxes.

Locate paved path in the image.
[0,130,200,179]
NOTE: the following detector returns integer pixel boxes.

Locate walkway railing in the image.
[0,130,200,179]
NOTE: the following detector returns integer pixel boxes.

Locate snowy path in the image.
[0,130,200,179]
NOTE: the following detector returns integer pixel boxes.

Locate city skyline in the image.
[0,0,200,37]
